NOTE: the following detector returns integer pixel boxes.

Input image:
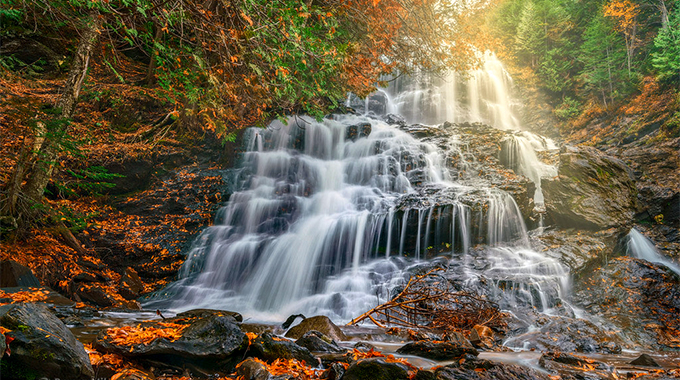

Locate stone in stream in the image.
[236,358,271,380]
[0,260,41,287]
[469,325,495,349]
[342,358,411,380]
[630,353,660,367]
[295,330,345,353]
[284,315,347,342]
[0,303,94,380]
[94,309,248,373]
[247,332,317,365]
[539,351,617,380]
[396,340,478,361]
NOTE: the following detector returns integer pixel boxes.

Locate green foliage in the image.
[51,204,97,233]
[651,2,680,83]
[554,96,581,119]
[578,13,628,104]
[56,166,124,197]
[514,0,544,66]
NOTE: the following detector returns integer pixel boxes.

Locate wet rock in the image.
[414,369,437,380]
[109,368,156,380]
[284,315,347,341]
[236,358,271,380]
[504,314,623,354]
[295,330,345,353]
[383,113,406,126]
[176,308,243,323]
[119,267,144,300]
[74,283,117,307]
[0,260,41,287]
[94,309,248,372]
[575,256,680,350]
[327,361,347,380]
[342,358,411,380]
[435,355,553,380]
[542,145,638,230]
[469,325,495,349]
[529,228,620,280]
[396,340,478,360]
[539,352,616,379]
[247,332,317,365]
[630,354,660,367]
[346,122,372,141]
[353,341,377,352]
[0,303,94,380]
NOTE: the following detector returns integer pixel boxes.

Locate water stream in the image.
[627,228,680,276]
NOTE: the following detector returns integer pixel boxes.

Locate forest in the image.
[1,0,679,379]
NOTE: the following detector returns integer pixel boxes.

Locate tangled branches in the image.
[348,268,506,332]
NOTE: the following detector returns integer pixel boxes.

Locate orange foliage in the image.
[84,343,126,368]
[603,0,640,33]
[105,322,189,348]
[236,357,324,379]
[0,288,49,305]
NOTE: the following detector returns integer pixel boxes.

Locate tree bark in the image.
[21,11,102,207]
[144,19,163,86]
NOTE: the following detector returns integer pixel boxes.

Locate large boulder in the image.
[542,145,638,230]
[94,309,247,372]
[284,315,347,342]
[0,303,94,380]
[0,260,41,287]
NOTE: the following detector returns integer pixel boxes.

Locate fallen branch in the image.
[348,268,506,332]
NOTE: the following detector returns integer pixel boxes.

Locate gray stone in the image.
[0,303,94,380]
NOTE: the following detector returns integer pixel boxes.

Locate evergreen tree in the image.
[651,1,680,82]
[515,0,545,67]
[578,13,627,106]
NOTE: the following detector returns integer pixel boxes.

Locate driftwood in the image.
[348,268,506,332]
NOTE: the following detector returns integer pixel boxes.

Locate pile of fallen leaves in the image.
[105,322,189,347]
[84,343,126,368]
[0,288,49,305]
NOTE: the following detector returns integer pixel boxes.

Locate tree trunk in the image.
[21,11,102,207]
[144,20,163,86]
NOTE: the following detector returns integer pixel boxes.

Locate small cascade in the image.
[148,113,575,323]
[627,228,680,276]
[377,53,521,129]
[500,131,558,214]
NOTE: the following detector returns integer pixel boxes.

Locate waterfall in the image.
[627,228,680,276]
[379,53,521,129]
[500,131,558,214]
[147,54,575,323]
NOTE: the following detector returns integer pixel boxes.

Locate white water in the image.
[379,53,521,129]
[148,55,573,324]
[501,131,558,214]
[627,228,680,276]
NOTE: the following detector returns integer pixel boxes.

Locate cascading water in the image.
[500,131,558,215]
[626,228,680,276]
[377,53,521,129]
[149,54,574,324]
